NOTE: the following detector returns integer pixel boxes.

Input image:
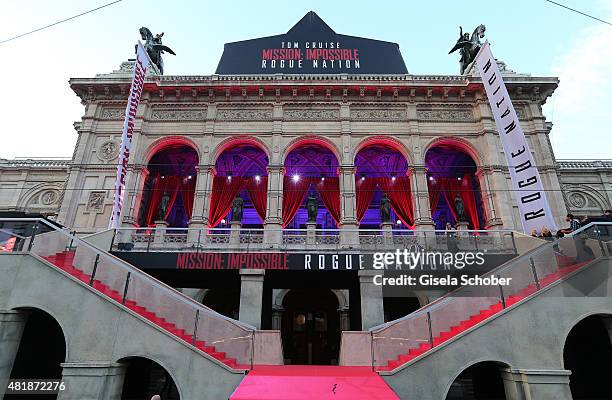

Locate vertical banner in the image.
[474,42,557,234]
[108,42,150,229]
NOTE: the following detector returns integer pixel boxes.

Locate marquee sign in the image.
[215,11,408,75]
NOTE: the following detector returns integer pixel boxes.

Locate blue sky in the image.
[1,0,611,159]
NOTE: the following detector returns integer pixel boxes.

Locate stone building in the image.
[1,11,611,400]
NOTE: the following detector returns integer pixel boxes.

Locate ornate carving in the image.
[284,108,339,120]
[417,108,473,121]
[40,190,59,205]
[216,108,273,121]
[350,108,406,121]
[150,109,206,121]
[87,191,106,212]
[97,141,119,161]
[568,192,586,208]
[515,108,526,119]
[100,109,125,120]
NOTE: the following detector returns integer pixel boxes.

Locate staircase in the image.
[371,223,610,373]
[43,250,245,369]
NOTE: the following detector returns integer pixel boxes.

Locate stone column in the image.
[410,167,435,230]
[188,165,215,244]
[229,222,242,245]
[239,270,265,329]
[271,306,284,331]
[338,165,359,247]
[264,165,284,247]
[0,310,29,399]
[476,167,503,229]
[57,362,126,400]
[338,306,350,331]
[122,165,149,227]
[500,368,573,400]
[358,270,384,330]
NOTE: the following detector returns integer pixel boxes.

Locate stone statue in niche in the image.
[158,191,170,221]
[454,194,467,222]
[380,194,391,223]
[306,193,318,223]
[231,195,244,223]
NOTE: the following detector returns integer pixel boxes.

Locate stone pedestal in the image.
[339,222,360,248]
[0,310,29,399]
[500,368,573,400]
[456,221,470,237]
[306,222,317,245]
[230,221,242,245]
[239,269,265,329]
[153,220,168,244]
[381,222,394,245]
[187,219,205,247]
[263,222,283,248]
[358,270,385,330]
[58,362,126,400]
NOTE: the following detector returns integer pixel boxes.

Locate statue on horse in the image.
[449,24,486,75]
[138,27,176,75]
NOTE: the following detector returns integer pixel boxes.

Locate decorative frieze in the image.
[416,107,474,122]
[100,108,125,120]
[86,191,106,212]
[150,109,206,121]
[350,108,406,121]
[283,108,339,120]
[216,108,273,121]
[97,140,119,162]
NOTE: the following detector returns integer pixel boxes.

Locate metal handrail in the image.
[0,218,256,332]
[369,221,612,333]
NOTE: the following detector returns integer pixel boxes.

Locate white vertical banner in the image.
[474,42,557,234]
[108,42,150,229]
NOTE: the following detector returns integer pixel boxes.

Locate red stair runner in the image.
[376,257,590,372]
[230,365,399,400]
[43,251,241,369]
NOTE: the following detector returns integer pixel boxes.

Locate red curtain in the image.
[439,175,480,230]
[282,176,312,227]
[315,177,341,224]
[145,175,181,226]
[208,176,245,227]
[428,180,442,217]
[379,176,415,228]
[180,178,196,219]
[246,176,268,223]
[355,177,377,222]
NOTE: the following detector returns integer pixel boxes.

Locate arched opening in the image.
[355,143,413,230]
[281,288,340,365]
[564,315,612,399]
[425,143,485,230]
[119,356,180,400]
[138,144,199,228]
[283,144,340,230]
[7,309,66,400]
[208,144,269,228]
[446,361,508,400]
[202,288,240,320]
[383,297,421,322]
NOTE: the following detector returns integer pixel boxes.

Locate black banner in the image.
[215,11,408,75]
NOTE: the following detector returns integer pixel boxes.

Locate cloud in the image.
[545,1,612,159]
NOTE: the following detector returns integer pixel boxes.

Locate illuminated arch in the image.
[210,135,271,166]
[422,137,482,168]
[143,135,200,165]
[353,135,413,167]
[282,135,341,163]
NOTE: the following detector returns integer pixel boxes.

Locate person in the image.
[540,227,553,239]
[559,213,580,234]
[604,210,612,221]
[530,229,538,237]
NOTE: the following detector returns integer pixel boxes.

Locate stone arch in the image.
[422,136,483,168]
[352,135,413,168]
[115,353,183,399]
[274,288,348,309]
[562,185,609,215]
[142,135,201,165]
[10,304,70,360]
[282,135,341,164]
[17,183,64,212]
[210,135,271,166]
[560,310,612,366]
[443,358,511,400]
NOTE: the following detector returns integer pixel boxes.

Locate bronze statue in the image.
[158,191,170,221]
[231,195,244,223]
[306,193,318,223]
[449,24,486,74]
[380,194,391,223]
[139,27,176,75]
[454,194,467,222]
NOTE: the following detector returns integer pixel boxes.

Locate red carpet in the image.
[230,365,399,400]
[42,251,242,369]
[377,255,589,371]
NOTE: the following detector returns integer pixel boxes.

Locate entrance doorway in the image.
[281,288,340,365]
